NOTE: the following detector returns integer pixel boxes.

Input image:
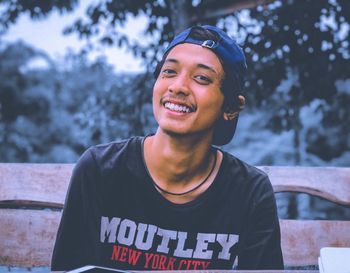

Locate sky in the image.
[2,0,146,72]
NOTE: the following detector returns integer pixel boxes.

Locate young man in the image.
[51,25,283,271]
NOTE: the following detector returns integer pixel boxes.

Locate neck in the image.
[145,129,214,184]
[143,129,223,203]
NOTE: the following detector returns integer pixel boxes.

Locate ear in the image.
[237,95,246,111]
[223,95,246,121]
[223,111,238,121]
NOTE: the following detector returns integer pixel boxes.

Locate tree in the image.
[0,41,157,162]
[63,0,264,68]
[0,42,52,161]
[242,0,350,162]
[55,51,156,147]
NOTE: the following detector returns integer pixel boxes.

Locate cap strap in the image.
[201,40,216,48]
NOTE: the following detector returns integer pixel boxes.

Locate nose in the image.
[168,72,190,96]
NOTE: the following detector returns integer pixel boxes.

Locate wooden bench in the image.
[0,164,349,268]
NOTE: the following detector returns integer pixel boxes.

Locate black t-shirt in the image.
[51,137,283,271]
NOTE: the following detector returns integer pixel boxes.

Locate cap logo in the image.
[201,40,216,49]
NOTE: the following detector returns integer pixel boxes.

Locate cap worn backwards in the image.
[164,25,247,146]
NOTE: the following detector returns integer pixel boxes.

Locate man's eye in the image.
[162,69,176,75]
[195,75,212,84]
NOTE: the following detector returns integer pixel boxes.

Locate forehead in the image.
[165,43,224,75]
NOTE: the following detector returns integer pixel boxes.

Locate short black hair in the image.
[154,26,239,112]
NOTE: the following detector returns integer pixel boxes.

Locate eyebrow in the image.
[197,63,217,75]
[164,58,219,75]
[164,58,179,65]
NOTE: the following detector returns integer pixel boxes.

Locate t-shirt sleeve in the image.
[51,148,99,271]
[237,174,284,269]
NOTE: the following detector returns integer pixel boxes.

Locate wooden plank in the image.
[260,166,350,206]
[139,271,318,273]
[1,164,349,267]
[0,163,73,208]
[1,164,349,206]
[51,269,320,273]
[280,219,350,266]
[1,208,348,267]
[0,209,62,267]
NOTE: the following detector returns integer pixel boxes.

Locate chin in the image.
[159,126,190,136]
[159,126,214,142]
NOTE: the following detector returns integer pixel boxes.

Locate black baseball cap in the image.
[162,25,247,145]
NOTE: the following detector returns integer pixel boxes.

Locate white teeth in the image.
[164,102,191,113]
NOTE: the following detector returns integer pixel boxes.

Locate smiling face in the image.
[153,43,225,141]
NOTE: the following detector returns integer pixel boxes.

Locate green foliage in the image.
[245,0,349,103]
[0,42,51,161]
[62,0,231,69]
[54,52,156,147]
[63,0,173,69]
[0,42,157,162]
[241,0,350,161]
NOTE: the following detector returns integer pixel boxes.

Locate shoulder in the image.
[90,137,141,161]
[222,151,269,182]
[76,136,143,175]
[220,151,273,202]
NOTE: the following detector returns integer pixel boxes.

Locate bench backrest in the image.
[0,164,349,267]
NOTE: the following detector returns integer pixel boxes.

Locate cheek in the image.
[152,77,165,95]
[152,81,160,103]
[152,77,169,106]
[152,82,162,118]
[202,89,225,108]
[203,91,225,119]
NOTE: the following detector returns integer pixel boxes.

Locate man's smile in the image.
[161,97,196,114]
[164,102,192,113]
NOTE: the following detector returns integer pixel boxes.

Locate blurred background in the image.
[0,0,349,220]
